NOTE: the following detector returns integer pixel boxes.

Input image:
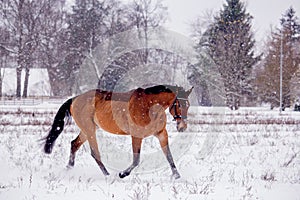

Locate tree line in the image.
[0,0,168,97]
[190,0,300,109]
[1,0,300,110]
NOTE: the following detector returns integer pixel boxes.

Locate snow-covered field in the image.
[0,103,300,200]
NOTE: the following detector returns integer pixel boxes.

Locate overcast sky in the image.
[162,0,300,42]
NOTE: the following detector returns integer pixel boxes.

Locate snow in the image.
[0,104,300,199]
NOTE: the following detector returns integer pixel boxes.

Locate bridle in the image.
[170,97,189,121]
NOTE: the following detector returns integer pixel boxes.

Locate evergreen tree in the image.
[256,7,300,108]
[205,0,260,110]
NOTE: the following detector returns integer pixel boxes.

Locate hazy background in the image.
[159,0,300,42]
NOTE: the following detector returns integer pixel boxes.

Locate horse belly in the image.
[94,101,167,138]
[94,101,130,135]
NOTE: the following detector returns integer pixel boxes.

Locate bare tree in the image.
[128,0,167,62]
[255,7,300,108]
[37,0,67,96]
[0,0,66,97]
[0,27,11,97]
[189,11,219,106]
[1,0,23,97]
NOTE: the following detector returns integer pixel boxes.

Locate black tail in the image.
[44,98,73,154]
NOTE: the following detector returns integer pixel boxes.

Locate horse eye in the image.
[183,101,189,108]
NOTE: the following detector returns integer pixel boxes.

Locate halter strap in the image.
[177,97,188,100]
[170,97,188,121]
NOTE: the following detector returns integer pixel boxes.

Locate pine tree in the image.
[205,0,260,110]
[256,7,300,108]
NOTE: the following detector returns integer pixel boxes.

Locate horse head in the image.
[169,86,194,132]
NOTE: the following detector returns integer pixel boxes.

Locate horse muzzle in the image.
[176,121,187,132]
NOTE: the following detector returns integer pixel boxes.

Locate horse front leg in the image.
[119,136,142,178]
[155,129,181,179]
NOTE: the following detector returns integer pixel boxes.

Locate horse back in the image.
[72,89,168,138]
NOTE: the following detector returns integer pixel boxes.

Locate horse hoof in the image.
[67,162,74,168]
[66,164,74,169]
[172,173,181,180]
[119,171,129,178]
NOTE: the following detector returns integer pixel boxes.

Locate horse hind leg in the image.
[68,130,109,176]
[91,147,110,176]
[119,136,142,178]
[68,131,87,167]
[76,115,109,176]
[87,129,110,176]
[155,129,181,179]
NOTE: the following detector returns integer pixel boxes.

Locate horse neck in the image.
[149,93,176,108]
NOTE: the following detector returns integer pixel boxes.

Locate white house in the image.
[2,68,51,96]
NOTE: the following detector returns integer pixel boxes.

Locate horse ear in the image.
[186,86,194,96]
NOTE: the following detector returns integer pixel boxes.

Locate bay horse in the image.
[43,85,193,179]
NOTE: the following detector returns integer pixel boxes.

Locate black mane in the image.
[144,85,184,95]
[144,85,172,94]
